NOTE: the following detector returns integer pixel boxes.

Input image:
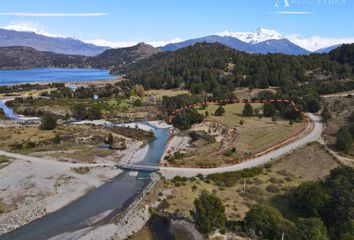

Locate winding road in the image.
[160,113,323,178]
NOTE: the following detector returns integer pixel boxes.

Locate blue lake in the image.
[0,68,116,86]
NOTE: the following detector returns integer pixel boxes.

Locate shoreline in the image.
[0,118,171,238]
[0,67,119,87]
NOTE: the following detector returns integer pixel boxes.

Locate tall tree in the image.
[242,103,253,116]
[193,192,226,234]
[336,127,353,154]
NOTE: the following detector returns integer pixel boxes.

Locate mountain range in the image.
[161,35,310,55]
[0,43,159,70]
[0,28,107,56]
[0,27,348,56]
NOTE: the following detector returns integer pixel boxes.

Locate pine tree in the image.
[242,103,253,116]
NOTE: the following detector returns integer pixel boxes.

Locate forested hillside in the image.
[116,43,354,100]
[0,46,87,69]
[87,42,159,68]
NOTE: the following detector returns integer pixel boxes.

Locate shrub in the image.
[207,167,263,187]
[40,115,57,130]
[215,106,225,116]
[336,127,353,154]
[263,103,276,117]
[266,184,280,193]
[133,98,142,106]
[25,141,36,149]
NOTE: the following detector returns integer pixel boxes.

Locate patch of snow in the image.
[217,27,283,44]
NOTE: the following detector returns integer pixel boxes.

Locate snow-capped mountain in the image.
[217,28,283,44]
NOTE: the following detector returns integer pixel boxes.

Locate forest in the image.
[116,43,354,101]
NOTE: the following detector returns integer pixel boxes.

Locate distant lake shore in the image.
[0,68,117,86]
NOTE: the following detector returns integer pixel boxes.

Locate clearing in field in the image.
[145,89,189,99]
[168,102,304,167]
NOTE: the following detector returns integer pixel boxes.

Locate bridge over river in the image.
[115,163,160,172]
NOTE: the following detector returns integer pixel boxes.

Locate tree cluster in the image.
[117,43,354,102]
[242,166,354,240]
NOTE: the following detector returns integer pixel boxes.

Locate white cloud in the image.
[148,38,183,47]
[84,39,137,48]
[84,37,183,48]
[287,35,354,51]
[0,12,108,17]
[2,21,67,38]
[269,11,312,14]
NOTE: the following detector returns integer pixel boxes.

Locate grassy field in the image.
[171,102,304,167]
[127,228,154,240]
[9,96,160,121]
[161,143,339,221]
[0,124,128,162]
[145,89,189,99]
[233,87,278,100]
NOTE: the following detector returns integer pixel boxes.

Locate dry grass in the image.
[233,87,278,100]
[0,201,8,215]
[127,227,154,240]
[162,143,339,221]
[0,156,10,169]
[174,103,303,167]
[50,148,112,163]
[145,89,189,99]
[0,124,129,163]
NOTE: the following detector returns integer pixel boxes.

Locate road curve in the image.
[160,113,322,178]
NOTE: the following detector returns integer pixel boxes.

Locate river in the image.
[0,108,170,240]
[0,100,19,120]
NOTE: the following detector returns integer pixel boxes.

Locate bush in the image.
[133,98,142,106]
[215,106,225,116]
[86,105,102,120]
[336,127,353,154]
[196,173,204,180]
[244,205,295,239]
[40,115,57,130]
[263,102,276,117]
[207,167,263,187]
[266,184,280,193]
[173,108,204,130]
[25,141,36,149]
[53,134,61,144]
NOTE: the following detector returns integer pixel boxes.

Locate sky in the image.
[0,0,353,50]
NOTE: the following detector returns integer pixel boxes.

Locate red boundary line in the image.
[161,99,310,168]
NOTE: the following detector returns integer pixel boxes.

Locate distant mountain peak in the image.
[0,28,107,56]
[2,24,66,38]
[217,27,284,44]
